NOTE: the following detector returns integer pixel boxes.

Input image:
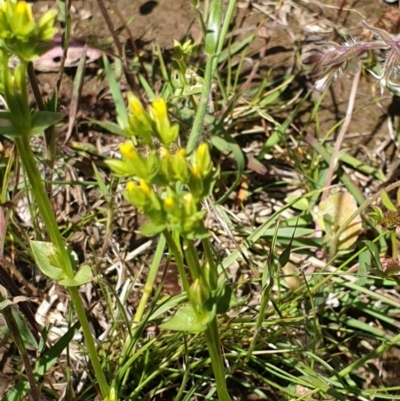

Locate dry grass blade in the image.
[65,45,87,143]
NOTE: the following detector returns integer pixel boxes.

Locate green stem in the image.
[186,0,237,154]
[163,230,190,293]
[186,49,214,154]
[167,235,231,400]
[15,135,109,399]
[183,239,201,280]
[204,318,232,401]
[134,235,166,323]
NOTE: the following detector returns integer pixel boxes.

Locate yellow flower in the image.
[176,148,186,158]
[129,95,144,117]
[15,1,33,20]
[195,143,211,177]
[151,98,167,120]
[164,197,175,208]
[191,164,201,179]
[119,141,137,160]
[139,179,151,196]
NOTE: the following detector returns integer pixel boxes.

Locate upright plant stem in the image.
[133,235,166,324]
[163,230,191,293]
[166,234,232,400]
[204,319,231,401]
[186,0,238,154]
[15,135,110,399]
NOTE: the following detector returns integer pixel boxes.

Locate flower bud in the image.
[139,179,151,197]
[0,4,11,40]
[38,8,58,41]
[163,196,175,212]
[171,148,189,183]
[159,147,173,182]
[150,98,179,146]
[201,262,217,291]
[188,164,203,200]
[13,1,36,39]
[124,181,147,208]
[195,143,212,178]
[182,192,197,217]
[126,93,152,143]
[119,141,149,180]
[189,278,210,319]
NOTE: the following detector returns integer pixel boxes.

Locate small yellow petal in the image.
[176,148,186,158]
[139,179,151,196]
[152,98,167,119]
[119,141,136,160]
[164,196,175,208]
[15,1,33,19]
[129,96,143,117]
[191,164,200,178]
[126,181,136,193]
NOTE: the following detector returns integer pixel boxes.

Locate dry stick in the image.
[105,0,150,90]
[95,0,138,94]
[321,61,362,202]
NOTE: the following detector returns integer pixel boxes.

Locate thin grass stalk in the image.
[14,135,110,398]
[0,291,42,401]
[187,0,238,153]
[321,61,361,204]
[133,235,166,324]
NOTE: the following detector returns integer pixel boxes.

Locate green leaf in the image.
[278,221,298,268]
[215,284,233,314]
[160,304,207,332]
[0,112,20,137]
[141,221,166,236]
[369,205,384,222]
[92,162,109,197]
[30,241,65,281]
[103,55,129,130]
[0,308,39,352]
[356,249,370,286]
[84,118,124,136]
[381,190,397,211]
[364,240,382,270]
[30,111,64,135]
[205,0,222,54]
[285,194,309,211]
[58,264,93,287]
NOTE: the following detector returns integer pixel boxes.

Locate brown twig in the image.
[95,0,138,94]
